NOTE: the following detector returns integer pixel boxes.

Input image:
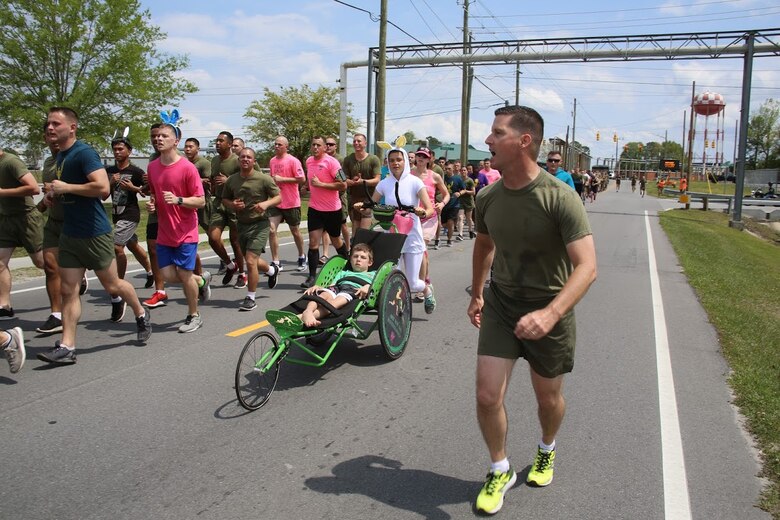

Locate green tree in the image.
[0,0,196,155]
[746,99,780,168]
[244,84,357,162]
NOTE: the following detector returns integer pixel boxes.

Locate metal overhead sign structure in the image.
[338,28,780,226]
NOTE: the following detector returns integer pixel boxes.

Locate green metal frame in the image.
[255,257,400,371]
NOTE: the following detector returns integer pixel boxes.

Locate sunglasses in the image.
[326,142,336,146]
[547,159,561,163]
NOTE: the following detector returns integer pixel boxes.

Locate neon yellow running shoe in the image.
[475,468,517,515]
[526,447,555,487]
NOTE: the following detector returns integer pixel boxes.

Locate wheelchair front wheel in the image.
[235,331,282,410]
[377,270,412,360]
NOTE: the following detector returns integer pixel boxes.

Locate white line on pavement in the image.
[645,210,692,520]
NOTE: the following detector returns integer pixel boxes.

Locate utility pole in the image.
[515,60,520,105]
[459,0,471,166]
[570,98,577,171]
[375,0,387,155]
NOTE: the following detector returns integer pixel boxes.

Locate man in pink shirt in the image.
[268,136,307,272]
[302,136,347,288]
[147,124,210,333]
[480,159,502,185]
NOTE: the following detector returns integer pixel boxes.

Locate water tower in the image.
[691,91,726,179]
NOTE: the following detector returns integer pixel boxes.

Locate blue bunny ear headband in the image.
[159,109,181,139]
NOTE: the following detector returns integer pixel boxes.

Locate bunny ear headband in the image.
[110,126,132,149]
[159,109,182,139]
[377,135,407,151]
[111,127,130,140]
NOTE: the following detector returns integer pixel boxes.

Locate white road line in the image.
[645,210,693,520]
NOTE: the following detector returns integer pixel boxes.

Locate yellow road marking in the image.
[226,320,269,337]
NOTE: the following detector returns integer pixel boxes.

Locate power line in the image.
[470,0,741,18]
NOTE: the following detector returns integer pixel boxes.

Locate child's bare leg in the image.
[300,301,320,328]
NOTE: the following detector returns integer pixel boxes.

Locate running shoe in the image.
[37,342,77,365]
[2,327,26,374]
[178,314,203,333]
[526,447,555,487]
[234,272,247,289]
[143,291,168,308]
[475,468,517,515]
[445,240,452,247]
[110,300,126,322]
[414,292,425,303]
[424,286,436,314]
[79,274,89,295]
[239,296,257,312]
[136,310,152,344]
[470,231,476,239]
[222,264,237,286]
[36,314,63,334]
[267,267,279,289]
[0,307,15,320]
[199,271,212,302]
[300,275,316,289]
[217,259,226,275]
[144,272,154,289]
[271,260,283,272]
[455,235,464,242]
[296,256,307,272]
[433,240,440,250]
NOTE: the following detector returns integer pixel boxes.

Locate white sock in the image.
[156,290,167,296]
[52,312,62,320]
[59,343,75,351]
[539,440,556,452]
[111,296,122,303]
[226,261,236,270]
[146,271,153,276]
[266,265,276,277]
[246,292,256,301]
[490,458,510,473]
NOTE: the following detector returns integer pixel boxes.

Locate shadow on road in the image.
[305,454,481,519]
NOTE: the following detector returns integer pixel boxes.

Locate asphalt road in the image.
[0,188,770,519]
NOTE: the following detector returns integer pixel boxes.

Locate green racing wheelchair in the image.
[234,226,413,411]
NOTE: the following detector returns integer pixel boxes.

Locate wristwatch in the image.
[177,197,183,206]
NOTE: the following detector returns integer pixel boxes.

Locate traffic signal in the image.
[596,131,600,141]
[613,133,618,143]
[704,140,709,148]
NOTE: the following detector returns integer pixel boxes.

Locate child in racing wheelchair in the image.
[299,243,376,328]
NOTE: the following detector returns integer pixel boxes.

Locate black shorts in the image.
[146,221,158,241]
[441,205,459,223]
[307,207,342,238]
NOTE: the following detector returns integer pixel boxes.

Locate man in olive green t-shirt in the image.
[222,147,281,312]
[343,133,381,236]
[469,105,597,515]
[0,148,45,321]
[208,131,245,288]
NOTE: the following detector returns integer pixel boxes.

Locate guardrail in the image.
[662,188,780,216]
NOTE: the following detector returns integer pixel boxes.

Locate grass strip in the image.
[660,208,780,517]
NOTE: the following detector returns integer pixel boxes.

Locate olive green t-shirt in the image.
[211,153,240,199]
[0,152,35,215]
[343,153,381,200]
[222,170,280,225]
[475,170,591,302]
[41,155,65,221]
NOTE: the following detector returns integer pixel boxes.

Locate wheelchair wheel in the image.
[235,331,282,410]
[377,270,412,360]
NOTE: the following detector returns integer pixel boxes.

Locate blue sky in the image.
[143,0,780,163]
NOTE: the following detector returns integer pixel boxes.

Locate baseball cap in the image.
[416,147,431,158]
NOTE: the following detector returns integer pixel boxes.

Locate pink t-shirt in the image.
[305,154,344,212]
[481,168,501,185]
[147,157,204,247]
[269,153,304,209]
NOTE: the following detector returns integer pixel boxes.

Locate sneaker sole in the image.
[143,301,168,308]
[178,323,203,333]
[36,354,76,365]
[526,474,553,487]
[238,306,257,312]
[35,326,63,334]
[476,472,517,514]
